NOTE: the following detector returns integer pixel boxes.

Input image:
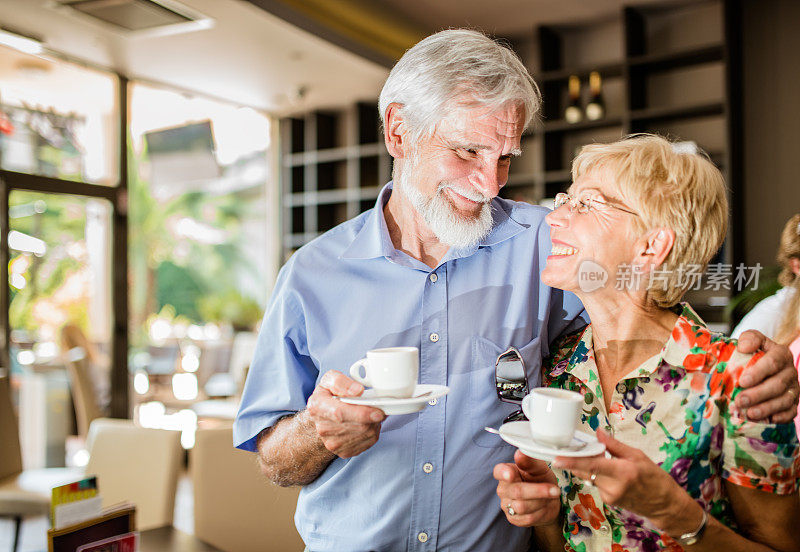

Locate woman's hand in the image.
[553,430,702,535]
[493,450,562,527]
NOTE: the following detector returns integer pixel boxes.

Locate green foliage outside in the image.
[9,191,92,337]
[10,140,266,347]
[127,142,265,347]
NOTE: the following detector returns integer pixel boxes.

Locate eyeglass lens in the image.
[495,347,528,404]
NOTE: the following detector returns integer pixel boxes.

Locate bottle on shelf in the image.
[585,71,606,121]
[564,75,583,124]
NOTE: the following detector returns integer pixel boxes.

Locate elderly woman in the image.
[494,135,799,552]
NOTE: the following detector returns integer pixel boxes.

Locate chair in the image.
[226,331,258,395]
[0,373,84,552]
[84,418,182,531]
[192,332,258,420]
[201,332,257,399]
[191,425,303,552]
[60,325,107,438]
[62,347,104,438]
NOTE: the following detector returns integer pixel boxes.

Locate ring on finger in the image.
[506,502,516,516]
[585,471,597,487]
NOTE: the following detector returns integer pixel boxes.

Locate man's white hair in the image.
[378,29,540,142]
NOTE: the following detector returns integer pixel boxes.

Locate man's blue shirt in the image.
[234,183,587,551]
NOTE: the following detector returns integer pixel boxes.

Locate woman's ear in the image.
[637,228,676,271]
[790,257,800,277]
[383,103,407,159]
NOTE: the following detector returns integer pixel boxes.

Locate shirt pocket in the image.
[470,334,541,448]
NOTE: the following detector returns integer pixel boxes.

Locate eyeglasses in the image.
[495,347,529,424]
[554,192,639,217]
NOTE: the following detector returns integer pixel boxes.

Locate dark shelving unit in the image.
[526,0,741,321]
[278,0,742,300]
[279,103,391,260]
[544,116,625,134]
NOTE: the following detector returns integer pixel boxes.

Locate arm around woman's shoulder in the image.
[718,347,800,551]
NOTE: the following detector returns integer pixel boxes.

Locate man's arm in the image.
[257,370,386,487]
[734,330,799,423]
[256,411,334,487]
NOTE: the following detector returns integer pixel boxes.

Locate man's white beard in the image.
[395,160,493,249]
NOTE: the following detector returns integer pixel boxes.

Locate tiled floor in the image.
[0,472,195,552]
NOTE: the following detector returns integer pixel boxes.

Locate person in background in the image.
[732,214,800,341]
[494,135,799,552]
[733,215,800,435]
[235,30,799,552]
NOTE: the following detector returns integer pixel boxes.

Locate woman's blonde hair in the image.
[775,214,800,344]
[572,134,728,308]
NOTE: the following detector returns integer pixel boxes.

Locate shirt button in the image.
[429,333,439,342]
[429,273,438,283]
[422,462,434,473]
[600,525,610,533]
[417,532,429,543]
[428,398,437,406]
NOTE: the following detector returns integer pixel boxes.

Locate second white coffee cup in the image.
[349,346,419,398]
[521,388,584,448]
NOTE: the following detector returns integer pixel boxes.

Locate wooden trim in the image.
[0,171,117,200]
[543,116,624,134]
[627,44,724,73]
[539,62,624,83]
[629,101,724,123]
[110,75,129,418]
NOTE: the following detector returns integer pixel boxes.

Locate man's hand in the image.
[306,370,386,458]
[734,330,799,423]
[493,450,561,527]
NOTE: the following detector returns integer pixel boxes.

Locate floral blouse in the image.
[542,303,800,552]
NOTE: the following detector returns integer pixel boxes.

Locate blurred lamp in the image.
[17,350,35,365]
[172,372,198,400]
[134,370,150,395]
[181,350,199,373]
[8,230,46,255]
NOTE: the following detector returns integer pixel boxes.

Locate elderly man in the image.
[234,29,799,552]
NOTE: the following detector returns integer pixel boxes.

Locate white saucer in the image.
[498,421,606,462]
[339,384,450,415]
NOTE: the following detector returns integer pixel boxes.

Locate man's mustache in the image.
[437,183,491,204]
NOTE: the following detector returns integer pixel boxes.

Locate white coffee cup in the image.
[349,347,419,398]
[521,388,584,448]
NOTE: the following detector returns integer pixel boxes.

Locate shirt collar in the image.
[340,183,395,260]
[340,182,527,262]
[550,302,710,386]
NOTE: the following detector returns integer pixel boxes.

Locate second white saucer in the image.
[498,421,606,462]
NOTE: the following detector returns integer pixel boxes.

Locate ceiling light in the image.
[0,28,44,55]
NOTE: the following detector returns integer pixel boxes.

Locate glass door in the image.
[0,42,125,468]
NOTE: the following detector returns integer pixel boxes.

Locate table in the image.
[140,526,221,551]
